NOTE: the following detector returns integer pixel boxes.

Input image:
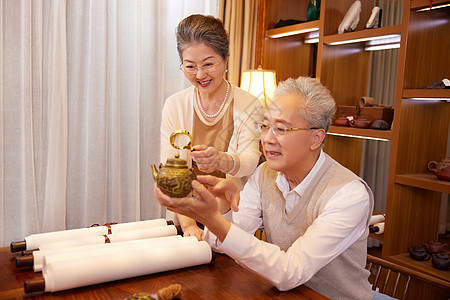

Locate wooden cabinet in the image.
[256,0,450,297]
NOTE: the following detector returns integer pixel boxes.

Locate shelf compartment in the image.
[266,20,320,38]
[369,233,383,241]
[395,174,450,194]
[403,89,450,100]
[390,253,450,286]
[328,126,392,141]
[323,25,404,45]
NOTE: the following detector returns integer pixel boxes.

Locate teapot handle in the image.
[170,130,193,151]
[427,161,438,172]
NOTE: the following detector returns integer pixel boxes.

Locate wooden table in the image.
[0,246,328,299]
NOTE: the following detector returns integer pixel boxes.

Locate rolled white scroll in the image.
[21,218,169,251]
[41,241,212,292]
[33,235,188,272]
[369,214,385,226]
[38,225,178,253]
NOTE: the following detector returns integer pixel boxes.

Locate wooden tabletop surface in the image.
[0,246,328,299]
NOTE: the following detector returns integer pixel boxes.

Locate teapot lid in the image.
[165,154,188,168]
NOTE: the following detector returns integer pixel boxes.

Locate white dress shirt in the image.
[204,150,371,291]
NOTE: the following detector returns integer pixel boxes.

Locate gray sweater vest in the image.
[259,153,373,299]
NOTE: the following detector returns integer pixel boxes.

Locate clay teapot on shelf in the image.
[152,130,196,198]
[424,240,448,255]
[428,157,450,181]
[432,253,450,271]
[428,157,450,171]
[334,116,350,127]
[350,117,372,129]
[409,245,430,261]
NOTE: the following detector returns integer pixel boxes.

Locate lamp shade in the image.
[240,66,277,107]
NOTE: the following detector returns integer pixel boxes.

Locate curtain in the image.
[363,0,402,248]
[0,0,216,247]
[218,0,258,86]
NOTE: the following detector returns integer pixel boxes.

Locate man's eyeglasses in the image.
[180,61,219,74]
[254,121,320,136]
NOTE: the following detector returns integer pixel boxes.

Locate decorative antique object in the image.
[152,130,196,198]
[351,117,372,128]
[334,116,350,127]
[338,0,361,34]
[409,246,430,261]
[432,253,450,271]
[429,166,450,181]
[370,119,390,130]
[428,157,450,172]
[359,96,392,109]
[365,6,382,29]
[428,157,450,181]
[336,105,394,128]
[307,0,320,21]
[424,240,448,255]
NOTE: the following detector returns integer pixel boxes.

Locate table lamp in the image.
[240,66,277,108]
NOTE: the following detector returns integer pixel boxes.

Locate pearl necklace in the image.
[196,81,230,119]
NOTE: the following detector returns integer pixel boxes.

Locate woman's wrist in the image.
[223,152,237,174]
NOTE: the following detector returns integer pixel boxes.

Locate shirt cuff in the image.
[204,210,233,250]
[216,223,254,259]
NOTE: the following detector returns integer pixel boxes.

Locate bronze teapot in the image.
[152,130,196,198]
[152,154,196,198]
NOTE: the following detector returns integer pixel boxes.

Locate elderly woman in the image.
[160,14,262,241]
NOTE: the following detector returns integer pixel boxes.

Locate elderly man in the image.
[154,76,374,299]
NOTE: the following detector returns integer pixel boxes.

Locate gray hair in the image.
[274,77,336,132]
[176,14,229,61]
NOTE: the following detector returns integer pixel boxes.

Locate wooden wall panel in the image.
[323,135,363,175]
[321,44,370,106]
[263,36,316,81]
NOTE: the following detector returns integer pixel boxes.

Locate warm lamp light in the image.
[240,66,277,107]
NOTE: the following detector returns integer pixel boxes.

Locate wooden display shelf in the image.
[395,173,450,194]
[369,232,383,241]
[390,253,450,286]
[403,89,450,100]
[323,24,404,45]
[328,126,392,140]
[266,20,320,38]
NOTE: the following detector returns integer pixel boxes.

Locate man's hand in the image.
[153,177,237,242]
[196,175,240,213]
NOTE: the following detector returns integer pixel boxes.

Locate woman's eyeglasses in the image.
[180,61,220,74]
[254,121,320,136]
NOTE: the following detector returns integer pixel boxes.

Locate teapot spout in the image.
[151,164,158,181]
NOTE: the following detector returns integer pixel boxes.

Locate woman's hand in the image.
[182,224,204,241]
[190,145,230,173]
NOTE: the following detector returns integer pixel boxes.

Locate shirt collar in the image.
[275,150,326,197]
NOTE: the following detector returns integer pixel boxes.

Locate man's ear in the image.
[311,129,326,150]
